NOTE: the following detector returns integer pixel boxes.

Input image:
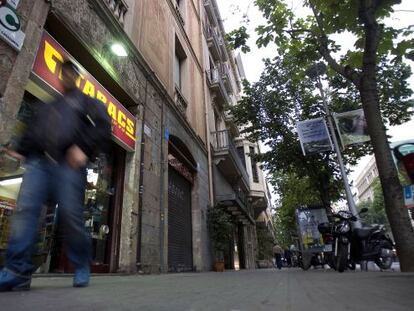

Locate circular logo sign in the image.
[0,4,21,32]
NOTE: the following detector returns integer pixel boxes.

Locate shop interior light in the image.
[0,177,23,186]
[110,43,128,57]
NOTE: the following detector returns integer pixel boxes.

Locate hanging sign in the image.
[5,0,19,9]
[403,185,414,208]
[297,118,333,156]
[333,109,370,148]
[0,1,25,51]
[32,31,137,151]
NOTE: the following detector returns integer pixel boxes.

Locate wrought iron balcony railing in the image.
[174,86,188,116]
[211,129,250,185]
[102,0,128,26]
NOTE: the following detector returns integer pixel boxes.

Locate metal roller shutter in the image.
[168,166,193,272]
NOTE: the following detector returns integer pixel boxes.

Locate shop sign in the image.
[0,1,25,51]
[5,0,19,9]
[144,124,152,137]
[164,128,170,140]
[168,154,193,183]
[32,31,137,151]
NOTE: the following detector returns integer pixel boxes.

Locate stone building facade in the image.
[0,0,272,273]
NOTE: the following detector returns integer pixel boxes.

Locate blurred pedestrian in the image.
[0,60,111,291]
[273,243,283,270]
[284,249,292,267]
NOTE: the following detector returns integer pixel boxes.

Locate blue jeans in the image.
[5,157,91,276]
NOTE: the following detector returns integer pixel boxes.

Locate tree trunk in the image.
[359,11,414,272]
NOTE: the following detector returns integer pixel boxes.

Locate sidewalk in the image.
[0,268,413,311]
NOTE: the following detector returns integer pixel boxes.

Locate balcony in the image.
[216,188,255,225]
[206,68,230,110]
[174,86,188,116]
[224,110,239,137]
[249,190,269,217]
[204,25,223,60]
[211,130,249,190]
[204,0,219,26]
[220,62,232,91]
[102,0,128,26]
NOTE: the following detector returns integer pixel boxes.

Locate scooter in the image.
[332,208,394,272]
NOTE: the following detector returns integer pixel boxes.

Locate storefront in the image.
[0,30,137,273]
[167,137,196,272]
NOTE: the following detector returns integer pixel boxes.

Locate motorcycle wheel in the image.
[347,260,356,271]
[301,254,312,271]
[375,241,393,270]
[325,253,336,270]
[336,243,348,273]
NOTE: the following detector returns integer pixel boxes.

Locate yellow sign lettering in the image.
[117,111,126,127]
[96,90,107,104]
[76,74,85,88]
[126,119,135,135]
[44,41,64,75]
[82,80,96,98]
[107,102,117,120]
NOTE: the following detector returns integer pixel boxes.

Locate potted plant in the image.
[207,206,233,272]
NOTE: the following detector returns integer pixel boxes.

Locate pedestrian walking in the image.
[0,60,111,291]
[284,249,292,267]
[273,243,284,270]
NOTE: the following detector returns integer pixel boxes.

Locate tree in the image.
[232,57,346,213]
[358,179,390,233]
[230,0,414,271]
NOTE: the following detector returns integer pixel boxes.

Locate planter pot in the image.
[214,261,225,272]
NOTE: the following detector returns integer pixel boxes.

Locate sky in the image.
[217,0,414,191]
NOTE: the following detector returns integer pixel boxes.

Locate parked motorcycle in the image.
[332,208,394,272]
[317,222,336,269]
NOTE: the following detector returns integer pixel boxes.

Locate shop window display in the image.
[49,152,116,273]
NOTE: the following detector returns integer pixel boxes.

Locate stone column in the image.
[0,0,50,146]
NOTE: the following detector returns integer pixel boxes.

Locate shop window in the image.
[0,91,124,273]
[50,147,121,274]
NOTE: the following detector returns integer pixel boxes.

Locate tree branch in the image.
[308,0,362,86]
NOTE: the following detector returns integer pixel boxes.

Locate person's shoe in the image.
[73,266,90,288]
[0,269,31,292]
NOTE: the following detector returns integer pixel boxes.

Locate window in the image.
[250,147,259,183]
[237,147,246,169]
[174,36,186,90]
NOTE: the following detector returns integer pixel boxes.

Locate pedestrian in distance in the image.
[273,243,284,270]
[0,60,112,292]
[284,248,292,268]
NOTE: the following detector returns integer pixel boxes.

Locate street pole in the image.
[316,76,361,228]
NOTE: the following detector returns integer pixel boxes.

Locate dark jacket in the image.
[16,89,112,162]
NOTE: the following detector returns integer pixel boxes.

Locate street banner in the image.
[297,118,333,156]
[295,206,329,253]
[333,109,370,147]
